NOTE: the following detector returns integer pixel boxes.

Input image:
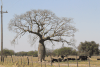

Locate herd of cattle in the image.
[51,55,100,63]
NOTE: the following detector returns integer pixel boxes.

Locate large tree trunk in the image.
[38,40,45,62]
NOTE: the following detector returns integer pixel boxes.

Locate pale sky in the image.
[0,0,100,52]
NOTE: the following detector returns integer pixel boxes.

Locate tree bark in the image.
[38,40,45,62]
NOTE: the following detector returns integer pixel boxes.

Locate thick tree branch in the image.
[49,39,71,45]
[15,25,42,38]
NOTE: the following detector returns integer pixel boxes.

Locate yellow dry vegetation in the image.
[0,56,99,67]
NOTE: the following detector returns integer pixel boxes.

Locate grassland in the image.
[0,56,99,67]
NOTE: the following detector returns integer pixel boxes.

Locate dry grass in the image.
[0,56,100,67]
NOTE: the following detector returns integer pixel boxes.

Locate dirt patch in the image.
[0,65,5,67]
[53,63,88,66]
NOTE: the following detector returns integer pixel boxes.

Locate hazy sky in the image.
[0,0,100,52]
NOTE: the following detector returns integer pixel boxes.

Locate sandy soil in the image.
[0,65,5,67]
[0,65,17,67]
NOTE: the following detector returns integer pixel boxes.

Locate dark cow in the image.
[79,56,88,60]
[89,56,91,58]
[58,58,62,62]
[61,55,65,59]
[97,58,100,60]
[63,58,75,61]
[51,58,63,62]
[63,59,67,61]
[71,58,75,60]
[68,58,72,60]
[52,58,58,62]
[61,55,65,61]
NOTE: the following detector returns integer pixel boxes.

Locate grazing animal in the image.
[61,55,65,59]
[89,56,91,58]
[71,58,75,60]
[58,58,62,62]
[97,58,100,60]
[51,58,58,62]
[61,55,65,61]
[79,56,88,60]
[52,58,63,62]
[63,59,67,61]
[68,58,72,60]
[63,58,75,61]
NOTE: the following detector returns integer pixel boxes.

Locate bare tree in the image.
[8,9,77,62]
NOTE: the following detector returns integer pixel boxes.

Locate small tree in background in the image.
[78,41,99,56]
[58,47,72,56]
[15,51,28,56]
[53,47,78,56]
[0,48,15,57]
[33,50,38,57]
[27,51,34,56]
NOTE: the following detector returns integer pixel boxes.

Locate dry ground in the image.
[0,55,100,67]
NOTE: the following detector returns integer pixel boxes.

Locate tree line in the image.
[46,41,100,56]
[0,41,100,57]
[0,49,38,57]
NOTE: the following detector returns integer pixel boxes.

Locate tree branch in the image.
[49,39,71,45]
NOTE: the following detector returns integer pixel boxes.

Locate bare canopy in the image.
[8,10,77,44]
[8,9,77,61]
